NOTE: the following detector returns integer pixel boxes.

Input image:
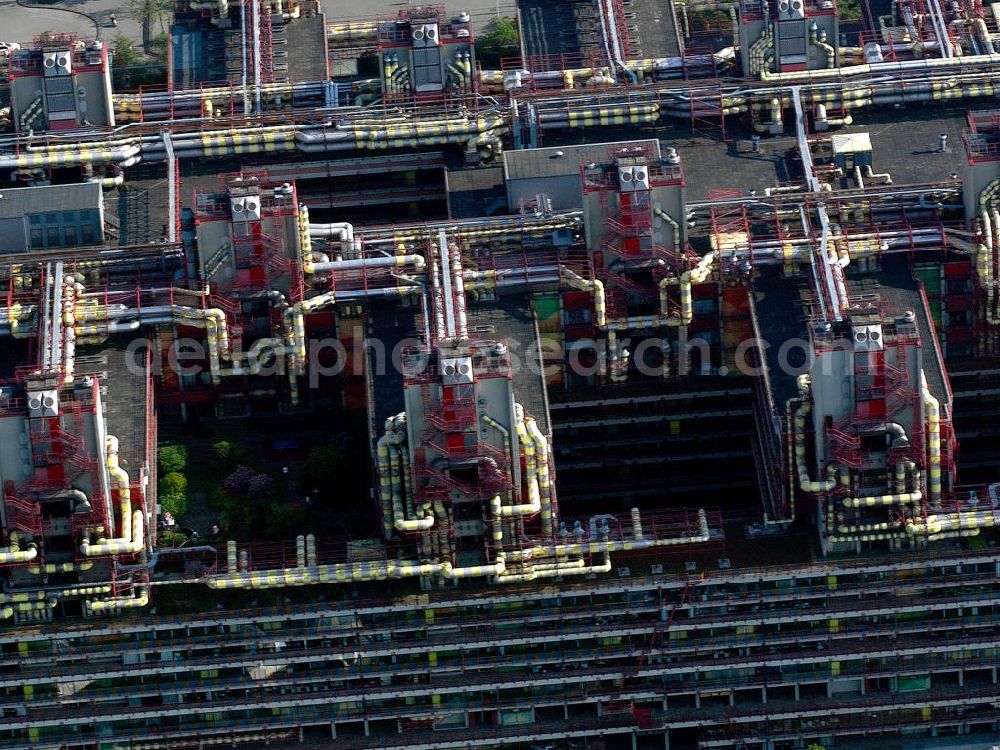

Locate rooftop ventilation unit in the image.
[27,389,59,417]
[231,196,261,222]
[777,0,805,18]
[440,356,473,384]
[852,324,884,352]
[412,23,440,47]
[43,51,72,77]
[617,165,650,192]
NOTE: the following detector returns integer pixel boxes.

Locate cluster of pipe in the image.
[0,112,508,170]
[748,24,774,77]
[446,51,475,91]
[327,21,378,47]
[0,575,149,619]
[0,532,38,565]
[376,413,428,539]
[85,579,150,612]
[0,588,57,621]
[710,222,955,271]
[560,248,716,382]
[976,180,1000,349]
[0,274,245,387]
[481,53,729,93]
[809,23,836,70]
[80,435,146,557]
[760,51,1000,82]
[203,221,712,589]
[10,61,1000,175]
[113,80,321,124]
[382,54,411,96]
[175,230,712,590]
[2,213,574,413]
[790,369,972,545]
[212,408,710,590]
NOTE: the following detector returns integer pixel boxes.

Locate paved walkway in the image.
[2,0,144,47]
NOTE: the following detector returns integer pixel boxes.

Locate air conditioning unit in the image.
[777,0,805,18]
[230,195,261,222]
[617,165,650,192]
[440,356,473,385]
[43,51,72,77]
[852,324,884,352]
[27,389,59,417]
[412,23,440,47]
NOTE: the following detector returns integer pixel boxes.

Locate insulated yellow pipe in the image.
[508,404,541,517]
[88,584,150,611]
[0,532,38,565]
[653,206,681,252]
[81,435,144,556]
[376,436,395,539]
[208,505,710,590]
[0,590,46,603]
[841,491,922,507]
[525,416,554,538]
[921,371,942,507]
[906,509,999,535]
[7,303,36,339]
[27,561,94,574]
[658,251,716,326]
[446,493,506,580]
[298,204,314,274]
[208,559,442,589]
[826,532,908,543]
[481,414,515,511]
[809,28,836,69]
[793,385,837,494]
[510,509,710,561]
[560,267,606,327]
[978,182,1000,341]
[496,551,611,583]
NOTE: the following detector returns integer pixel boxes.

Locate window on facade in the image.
[47,227,60,245]
[81,224,94,243]
[30,228,44,248]
[63,226,77,246]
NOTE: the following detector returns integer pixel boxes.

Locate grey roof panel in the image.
[0,183,101,221]
[504,139,661,181]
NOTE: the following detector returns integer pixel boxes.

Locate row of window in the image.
[27,209,100,249]
[30,223,95,248]
[27,209,98,226]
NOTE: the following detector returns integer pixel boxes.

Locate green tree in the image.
[837,0,861,20]
[476,16,519,68]
[296,445,349,493]
[212,440,248,472]
[159,471,188,518]
[159,528,189,547]
[206,481,232,512]
[113,36,141,69]
[158,444,188,474]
